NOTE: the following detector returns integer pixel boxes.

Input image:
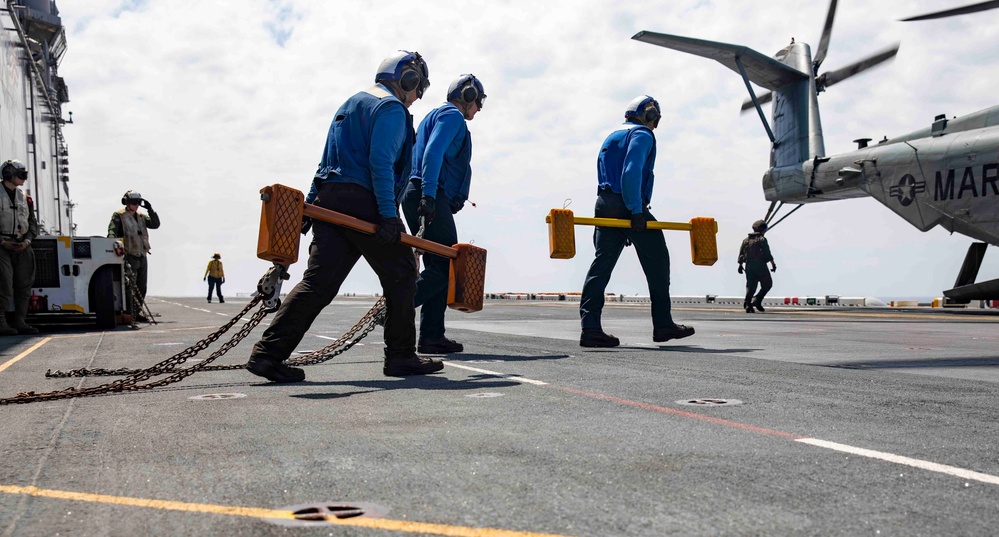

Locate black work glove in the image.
[301,216,313,235]
[771,264,777,273]
[630,213,647,231]
[417,195,436,225]
[738,265,744,274]
[374,217,406,245]
[140,199,152,211]
[203,276,207,281]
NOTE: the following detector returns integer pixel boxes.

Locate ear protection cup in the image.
[643,104,661,124]
[460,83,478,104]
[399,68,421,92]
[0,161,12,182]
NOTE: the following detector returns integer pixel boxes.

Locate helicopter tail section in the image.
[632,32,827,167]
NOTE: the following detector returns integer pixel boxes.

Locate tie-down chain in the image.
[0,263,385,405]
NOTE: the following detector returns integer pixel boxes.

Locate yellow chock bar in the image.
[258,184,486,312]
[545,208,718,266]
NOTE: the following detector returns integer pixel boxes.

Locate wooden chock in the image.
[257,184,304,265]
[547,208,576,259]
[257,184,487,312]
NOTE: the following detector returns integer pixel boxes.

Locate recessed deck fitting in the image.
[188,393,247,401]
[265,502,388,527]
[676,398,743,406]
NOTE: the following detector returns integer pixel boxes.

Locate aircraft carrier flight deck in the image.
[1,297,997,536]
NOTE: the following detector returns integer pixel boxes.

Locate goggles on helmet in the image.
[3,160,27,180]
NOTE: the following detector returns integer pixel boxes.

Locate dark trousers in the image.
[744,263,772,307]
[0,246,34,323]
[580,189,673,330]
[207,276,223,301]
[401,180,457,340]
[250,182,418,362]
[125,254,147,315]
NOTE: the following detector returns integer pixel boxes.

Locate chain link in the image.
[45,298,387,377]
[123,259,157,325]
[3,262,388,404]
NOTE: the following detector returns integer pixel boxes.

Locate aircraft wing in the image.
[632,31,808,90]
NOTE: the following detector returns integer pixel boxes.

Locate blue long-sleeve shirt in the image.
[596,123,657,215]
[309,84,414,218]
[411,103,472,211]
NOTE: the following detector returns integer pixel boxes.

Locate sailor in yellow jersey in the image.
[203,252,225,303]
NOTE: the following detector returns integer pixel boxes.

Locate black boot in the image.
[753,301,765,312]
[580,329,620,348]
[418,337,463,354]
[383,351,444,377]
[653,324,695,342]
[246,355,305,383]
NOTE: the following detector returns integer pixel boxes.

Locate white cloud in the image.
[57,0,999,301]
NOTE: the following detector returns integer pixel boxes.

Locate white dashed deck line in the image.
[796,438,999,485]
[444,362,548,386]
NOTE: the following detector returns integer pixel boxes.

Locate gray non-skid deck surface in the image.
[1,297,997,536]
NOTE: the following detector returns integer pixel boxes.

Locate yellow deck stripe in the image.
[0,484,291,518]
[0,337,51,373]
[0,484,572,537]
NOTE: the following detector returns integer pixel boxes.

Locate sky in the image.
[54,0,999,300]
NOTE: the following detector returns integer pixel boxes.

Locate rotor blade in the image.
[740,91,773,113]
[901,0,999,21]
[813,0,839,68]
[817,43,899,89]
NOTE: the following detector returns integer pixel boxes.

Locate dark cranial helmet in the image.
[375,50,430,99]
[624,95,661,126]
[447,74,486,108]
[121,190,143,205]
[752,219,768,232]
[1,159,28,181]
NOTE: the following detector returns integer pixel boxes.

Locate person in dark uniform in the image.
[108,190,160,321]
[246,50,443,383]
[402,73,485,355]
[737,219,777,313]
[578,95,695,347]
[0,159,39,335]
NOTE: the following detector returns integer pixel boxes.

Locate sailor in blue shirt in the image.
[401,74,484,355]
[248,51,445,382]
[578,96,695,347]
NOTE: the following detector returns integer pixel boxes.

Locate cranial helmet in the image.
[0,159,28,181]
[121,190,143,205]
[624,95,661,126]
[752,219,768,232]
[375,50,431,98]
[447,74,486,108]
